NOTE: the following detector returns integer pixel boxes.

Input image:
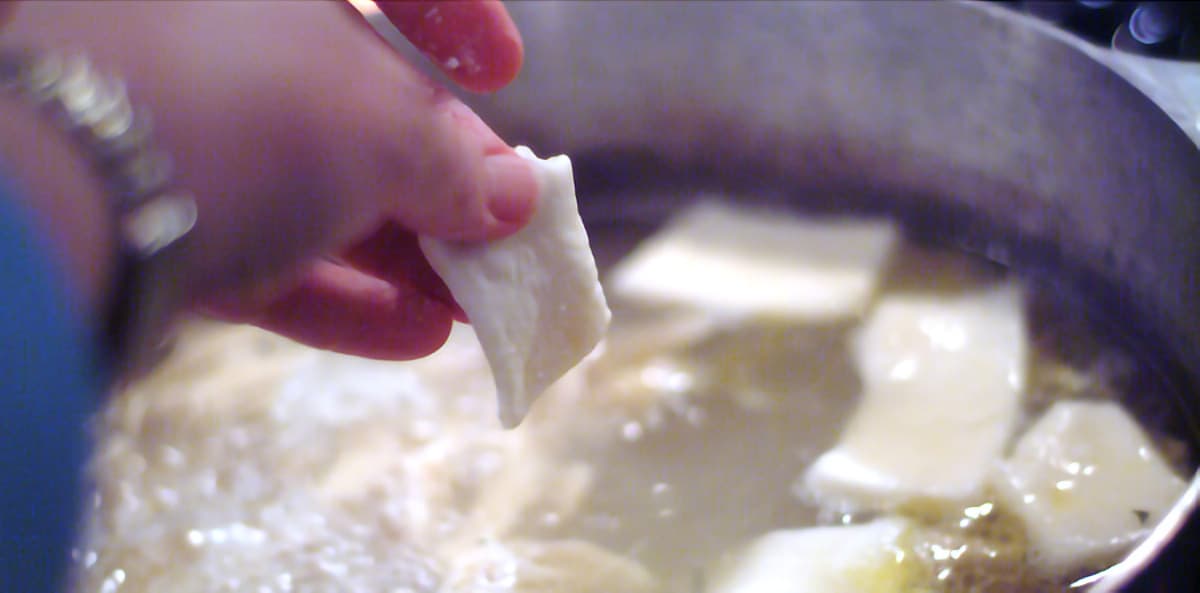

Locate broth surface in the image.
[74,206,1194,593]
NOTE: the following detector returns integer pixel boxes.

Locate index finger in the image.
[373,0,524,93]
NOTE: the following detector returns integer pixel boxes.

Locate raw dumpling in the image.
[420,147,611,428]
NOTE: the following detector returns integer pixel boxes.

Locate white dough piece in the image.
[707,518,922,593]
[420,146,611,428]
[608,201,898,320]
[991,400,1188,572]
[802,284,1027,512]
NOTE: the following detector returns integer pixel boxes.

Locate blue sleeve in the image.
[0,178,105,592]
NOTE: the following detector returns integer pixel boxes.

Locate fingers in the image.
[204,259,456,360]
[341,222,468,323]
[374,0,524,93]
[201,224,469,359]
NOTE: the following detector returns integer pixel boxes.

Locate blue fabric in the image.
[0,180,102,592]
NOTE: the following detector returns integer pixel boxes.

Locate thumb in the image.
[382,84,540,241]
[322,38,539,243]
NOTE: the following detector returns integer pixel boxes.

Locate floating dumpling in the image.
[992,400,1188,572]
[609,201,898,321]
[803,284,1027,512]
[707,518,923,593]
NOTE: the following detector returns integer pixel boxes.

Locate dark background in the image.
[992,1,1200,59]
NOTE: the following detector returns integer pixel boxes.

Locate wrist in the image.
[0,49,198,380]
[0,95,115,322]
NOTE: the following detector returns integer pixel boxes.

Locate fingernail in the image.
[485,153,538,225]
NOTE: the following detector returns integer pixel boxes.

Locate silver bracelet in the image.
[0,48,197,377]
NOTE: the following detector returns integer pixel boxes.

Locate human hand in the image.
[0,0,538,361]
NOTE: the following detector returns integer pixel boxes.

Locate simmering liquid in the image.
[73,208,1194,593]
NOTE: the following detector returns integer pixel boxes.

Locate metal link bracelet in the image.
[0,48,197,377]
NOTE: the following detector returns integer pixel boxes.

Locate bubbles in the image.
[919,317,969,352]
[963,502,994,520]
[650,482,678,520]
[154,487,179,508]
[317,559,350,578]
[97,569,125,593]
[621,421,645,442]
[75,325,488,593]
[539,511,562,528]
[160,446,185,467]
[887,358,920,382]
[639,361,696,394]
[930,543,969,561]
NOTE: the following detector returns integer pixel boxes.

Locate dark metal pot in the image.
[409,1,1200,590]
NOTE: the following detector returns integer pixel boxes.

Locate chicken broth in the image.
[74,203,1194,593]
